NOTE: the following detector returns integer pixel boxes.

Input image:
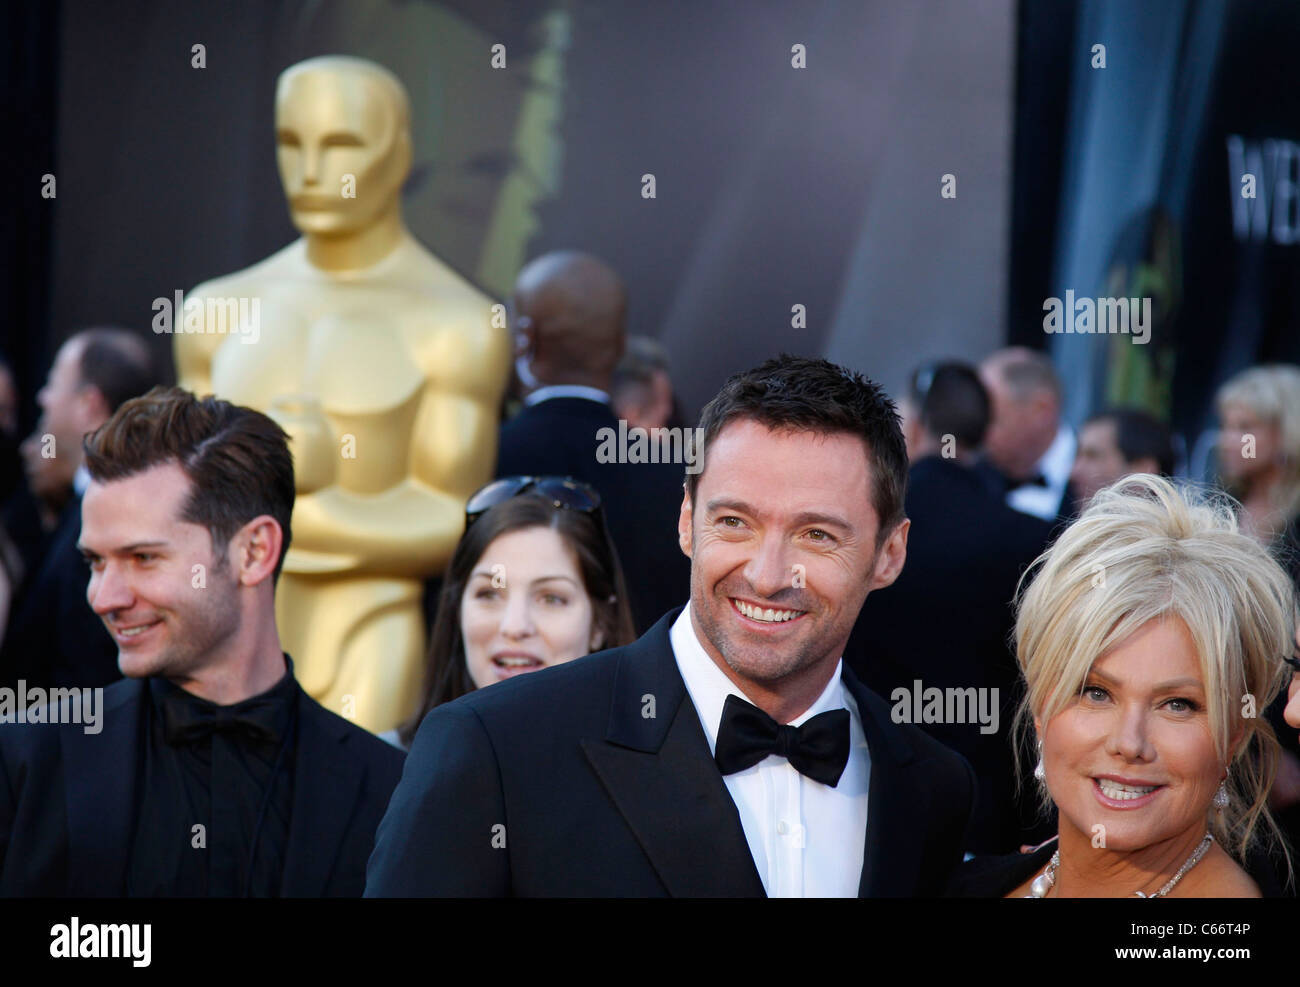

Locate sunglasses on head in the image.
[464,476,602,529]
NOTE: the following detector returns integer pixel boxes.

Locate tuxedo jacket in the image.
[972,457,1077,531]
[366,608,977,897]
[496,396,691,634]
[0,676,405,896]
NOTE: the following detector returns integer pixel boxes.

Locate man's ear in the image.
[1030,391,1057,424]
[678,485,693,558]
[78,385,112,433]
[868,517,909,591]
[233,515,283,588]
[513,318,534,358]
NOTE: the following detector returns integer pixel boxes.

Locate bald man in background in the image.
[498,251,690,632]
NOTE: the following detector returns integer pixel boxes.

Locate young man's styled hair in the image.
[687,354,908,540]
[82,386,295,582]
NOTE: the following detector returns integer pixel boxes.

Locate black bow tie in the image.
[160,689,283,747]
[1013,472,1050,489]
[714,694,851,787]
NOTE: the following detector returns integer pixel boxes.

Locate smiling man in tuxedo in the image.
[0,387,403,896]
[366,355,976,896]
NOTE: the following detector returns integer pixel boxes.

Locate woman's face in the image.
[1039,616,1226,853]
[1286,627,1300,739]
[1287,673,1300,739]
[1217,402,1280,484]
[460,525,603,690]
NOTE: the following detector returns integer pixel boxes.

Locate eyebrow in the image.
[1088,669,1204,692]
[77,541,169,558]
[704,498,852,532]
[469,570,581,588]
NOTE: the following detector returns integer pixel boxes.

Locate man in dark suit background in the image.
[2,328,159,690]
[496,251,690,633]
[846,362,1055,852]
[367,355,976,897]
[1069,406,1176,511]
[0,387,403,896]
[977,347,1077,527]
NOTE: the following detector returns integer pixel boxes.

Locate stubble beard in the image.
[120,564,242,682]
[690,541,879,690]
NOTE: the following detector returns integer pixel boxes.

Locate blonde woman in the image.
[1216,364,1300,557]
[949,475,1296,897]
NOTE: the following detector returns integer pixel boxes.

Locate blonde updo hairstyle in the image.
[1014,474,1295,877]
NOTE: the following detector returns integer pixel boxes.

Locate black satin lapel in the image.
[582,697,764,897]
[280,696,365,896]
[62,679,144,896]
[842,667,923,897]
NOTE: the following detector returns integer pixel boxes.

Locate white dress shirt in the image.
[523,384,610,406]
[670,604,870,897]
[1006,423,1076,521]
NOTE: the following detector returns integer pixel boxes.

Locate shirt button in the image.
[777,821,789,835]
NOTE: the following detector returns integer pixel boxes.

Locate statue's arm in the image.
[285,310,510,579]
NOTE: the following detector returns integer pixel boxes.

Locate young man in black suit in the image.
[367,355,976,897]
[0,387,404,896]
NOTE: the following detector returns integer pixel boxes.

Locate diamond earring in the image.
[1033,740,1045,781]
[1213,780,1229,810]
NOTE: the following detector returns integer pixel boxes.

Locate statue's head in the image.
[274,56,412,236]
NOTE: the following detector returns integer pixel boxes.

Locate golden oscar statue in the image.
[176,56,510,733]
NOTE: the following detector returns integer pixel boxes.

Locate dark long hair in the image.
[398,493,636,747]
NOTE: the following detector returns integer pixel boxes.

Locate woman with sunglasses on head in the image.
[385,477,636,750]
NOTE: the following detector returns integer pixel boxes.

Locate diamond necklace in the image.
[1025,833,1215,898]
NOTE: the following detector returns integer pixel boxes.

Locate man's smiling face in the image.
[80,461,241,682]
[678,419,907,700]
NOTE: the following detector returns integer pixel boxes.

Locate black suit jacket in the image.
[0,676,405,896]
[1,494,119,690]
[366,608,977,897]
[495,396,691,633]
[847,456,1055,853]
[973,456,1078,531]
